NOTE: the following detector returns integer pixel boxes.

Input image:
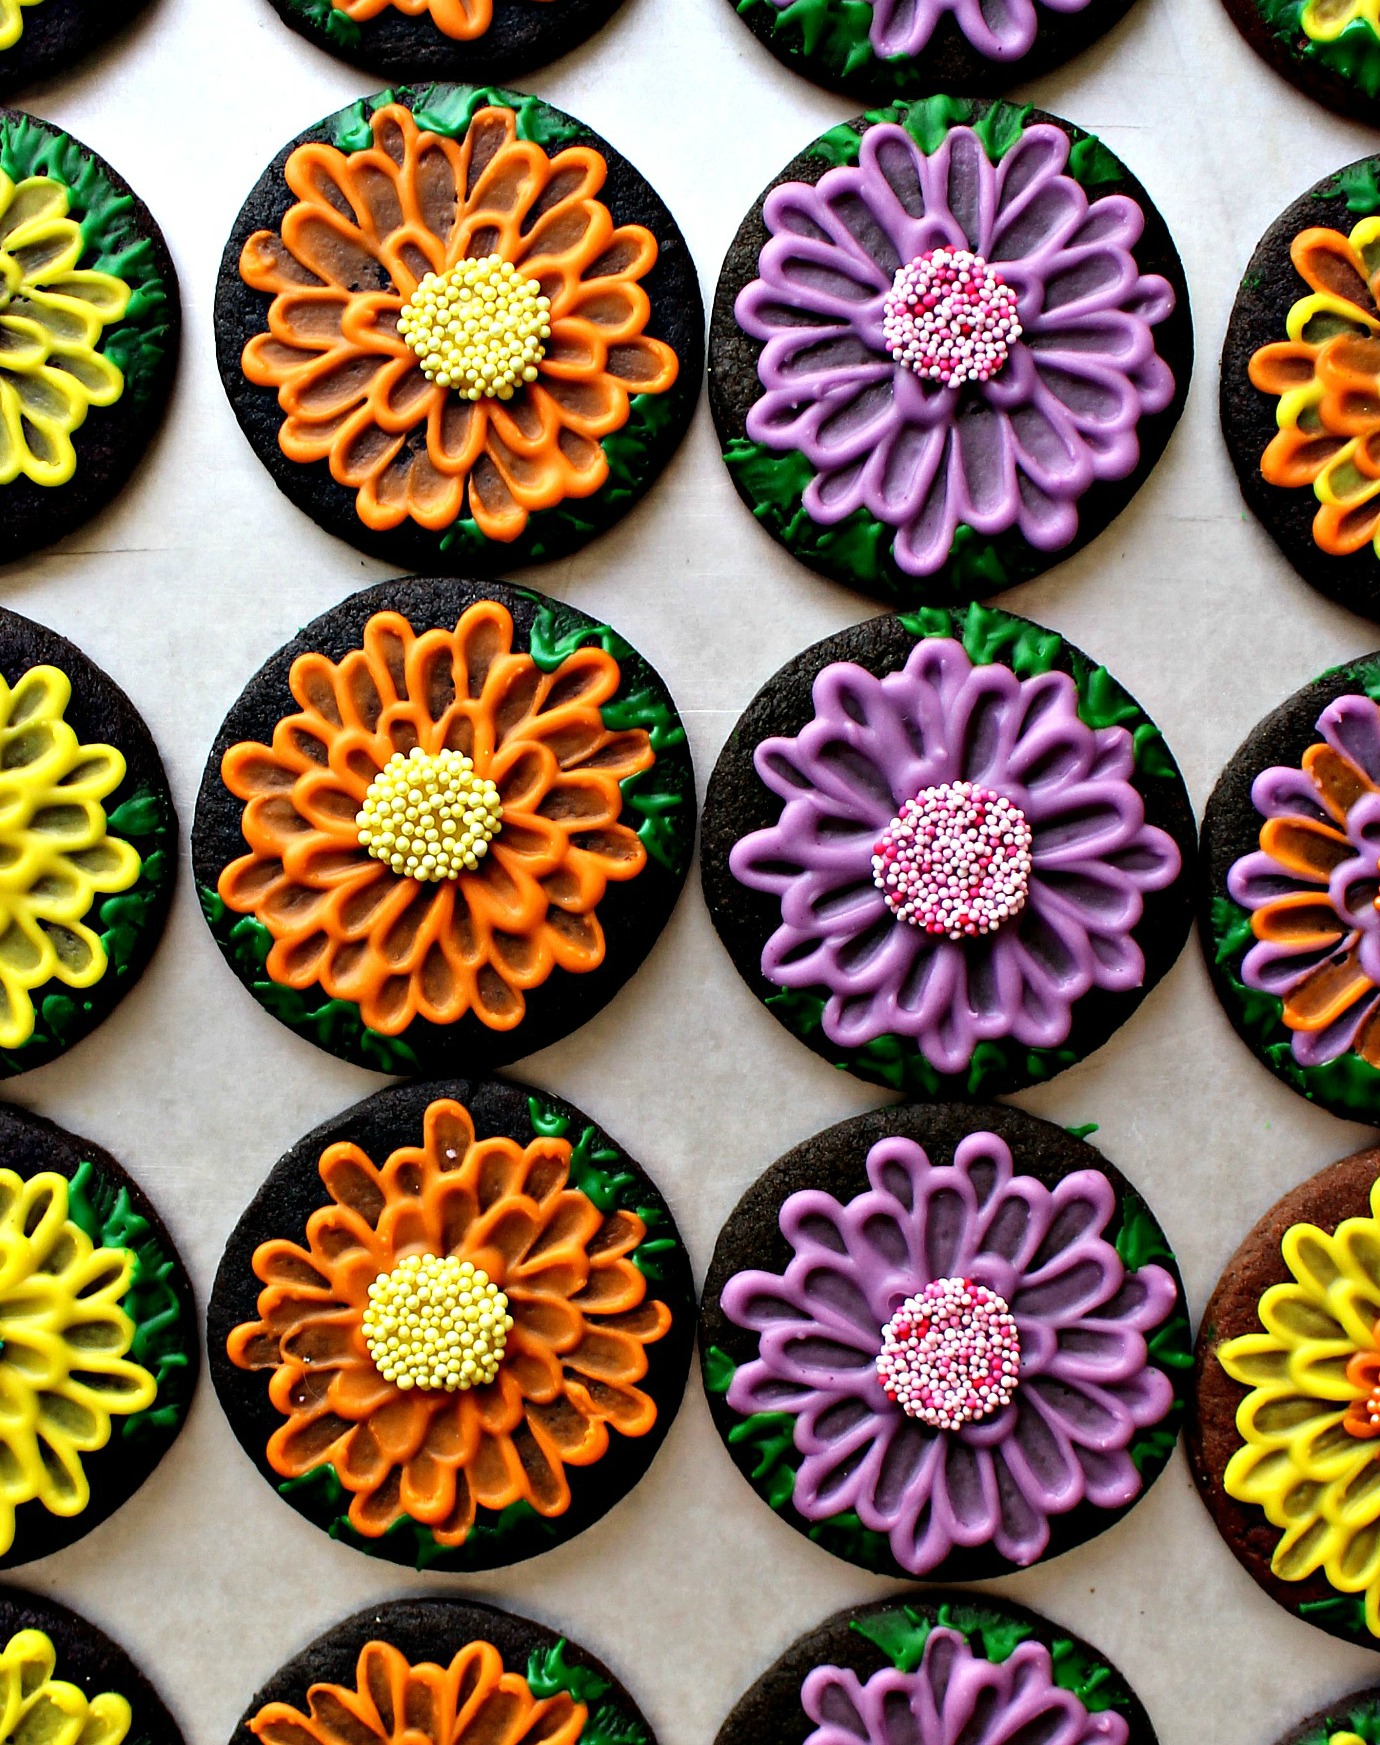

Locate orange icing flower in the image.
[1251,220,1380,558]
[326,0,534,41]
[216,600,653,1037]
[238,101,678,541]
[250,1640,585,1745]
[226,1096,672,1544]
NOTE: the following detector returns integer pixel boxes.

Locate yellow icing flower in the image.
[0,1169,156,1553]
[1302,0,1380,41]
[0,663,141,1051]
[0,1629,131,1745]
[0,172,129,489]
[0,0,44,51]
[1219,1176,1380,1634]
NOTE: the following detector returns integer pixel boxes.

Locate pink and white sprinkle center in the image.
[872,780,1033,938]
[876,1278,1022,1430]
[883,248,1021,389]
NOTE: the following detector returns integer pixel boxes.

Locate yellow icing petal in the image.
[1287,291,1380,346]
[1302,0,1364,41]
[0,181,67,244]
[50,347,123,406]
[35,272,131,322]
[1216,1332,1291,1388]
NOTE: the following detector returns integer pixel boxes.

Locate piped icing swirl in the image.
[0,1630,131,1745]
[720,1128,1177,1575]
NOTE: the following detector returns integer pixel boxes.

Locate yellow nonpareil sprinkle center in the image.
[397,255,551,401]
[361,1253,513,1392]
[356,746,502,881]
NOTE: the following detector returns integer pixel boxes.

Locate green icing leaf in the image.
[898,96,974,154]
[850,1605,934,1672]
[1065,1122,1099,1139]
[970,103,1034,163]
[1066,135,1125,196]
[1047,1639,1129,1711]
[738,0,878,77]
[810,121,865,167]
[1297,1590,1373,1640]
[526,1640,612,1707]
[65,1160,191,1445]
[284,0,363,45]
[1114,1189,1174,1272]
[703,1344,736,1395]
[1322,160,1380,217]
[850,1605,1127,1706]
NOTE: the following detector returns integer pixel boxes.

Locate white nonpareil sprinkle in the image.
[397,254,551,401]
[356,746,502,882]
[362,1253,514,1392]
[872,780,1033,938]
[876,1278,1022,1430]
[883,248,1021,389]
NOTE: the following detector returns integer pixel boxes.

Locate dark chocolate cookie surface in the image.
[0,606,175,1076]
[716,1591,1158,1745]
[264,0,627,86]
[1270,1684,1380,1745]
[709,97,1191,609]
[0,0,152,99]
[701,602,1195,1100]
[0,111,178,565]
[209,1076,695,1572]
[1189,1146,1380,1650]
[192,575,694,1075]
[1199,652,1380,1122]
[701,1102,1189,1583]
[215,85,701,574]
[1222,158,1380,620]
[0,1104,197,1570]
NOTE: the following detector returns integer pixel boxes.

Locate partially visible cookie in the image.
[215,85,701,573]
[209,1076,695,1572]
[1271,1686,1380,1745]
[701,1102,1189,1583]
[192,576,694,1074]
[0,1104,197,1569]
[1190,1146,1380,1649]
[1218,0,1380,124]
[0,0,152,99]
[0,606,175,1076]
[716,1592,1158,1745]
[0,111,177,563]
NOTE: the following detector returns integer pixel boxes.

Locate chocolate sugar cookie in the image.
[0,607,175,1076]
[701,1103,1189,1582]
[216,85,701,574]
[232,1600,654,1745]
[192,576,693,1075]
[0,1105,196,1569]
[1270,1687,1380,1745]
[710,98,1191,608]
[716,1592,1158,1745]
[1198,651,1380,1122]
[1191,1145,1380,1649]
[0,3,152,101]
[1218,0,1380,124]
[701,601,1195,1100]
[0,112,177,563]
[209,1077,693,1572]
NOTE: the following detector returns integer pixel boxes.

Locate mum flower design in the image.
[0,1168,157,1554]
[217,602,652,1038]
[1249,221,1380,559]
[803,1631,1127,1745]
[721,1129,1177,1575]
[0,664,141,1052]
[728,637,1181,1074]
[0,172,129,490]
[735,123,1174,578]
[325,0,546,40]
[0,1630,131,1745]
[227,1096,671,1546]
[1217,1177,1380,1637]
[239,102,677,542]
[1226,692,1380,1069]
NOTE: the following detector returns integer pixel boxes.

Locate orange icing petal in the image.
[1281,948,1376,1032]
[1249,340,1319,396]
[1292,227,1377,311]
[1260,424,1349,489]
[1316,494,1380,554]
[1258,814,1353,881]
[1249,890,1348,949]
[1303,739,1377,818]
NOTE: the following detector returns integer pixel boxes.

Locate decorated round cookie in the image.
[1218,0,1380,123]
[0,1590,183,1745]
[1196,653,1380,1121]
[701,1104,1188,1581]
[1220,157,1380,622]
[700,603,1194,1099]
[216,86,701,574]
[1188,1143,1380,1649]
[715,1592,1157,1745]
[0,1104,197,1568]
[191,576,693,1074]
[232,1600,654,1745]
[709,98,1191,609]
[0,608,175,1075]
[209,1077,693,1571]
[0,112,177,564]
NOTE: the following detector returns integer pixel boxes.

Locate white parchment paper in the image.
[4,0,1380,1738]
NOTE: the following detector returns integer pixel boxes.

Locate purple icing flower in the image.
[721,1129,1177,1575]
[1227,694,1380,1068]
[803,1630,1127,1745]
[735,123,1175,576]
[728,636,1181,1074]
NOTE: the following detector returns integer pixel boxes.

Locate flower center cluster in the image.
[362,1253,513,1392]
[883,248,1021,388]
[876,1278,1021,1430]
[873,781,1033,937]
[398,255,551,401]
[357,746,502,881]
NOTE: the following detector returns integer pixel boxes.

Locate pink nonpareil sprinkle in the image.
[876,1278,1022,1430]
[872,780,1033,938]
[883,248,1022,389]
